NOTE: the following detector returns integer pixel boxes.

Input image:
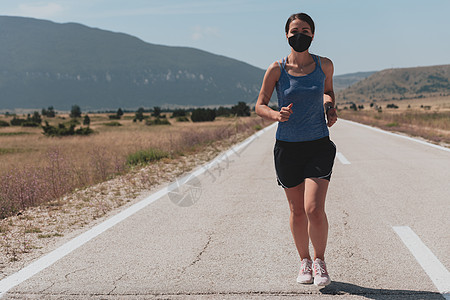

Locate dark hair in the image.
[285,13,315,34]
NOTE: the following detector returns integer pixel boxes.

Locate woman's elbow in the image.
[255,104,264,117]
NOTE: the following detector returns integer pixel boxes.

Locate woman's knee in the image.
[290,207,307,221]
[305,204,326,222]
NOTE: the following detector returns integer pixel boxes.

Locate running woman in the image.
[255,12,337,286]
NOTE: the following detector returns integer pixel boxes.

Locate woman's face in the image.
[286,19,314,40]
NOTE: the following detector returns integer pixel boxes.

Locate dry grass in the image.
[0,113,267,217]
[338,95,450,146]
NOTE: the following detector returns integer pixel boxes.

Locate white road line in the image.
[0,122,277,298]
[336,152,351,164]
[393,226,450,298]
[342,119,450,153]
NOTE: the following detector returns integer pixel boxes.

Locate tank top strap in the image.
[312,54,322,68]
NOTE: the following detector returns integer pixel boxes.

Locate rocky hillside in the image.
[338,65,450,104]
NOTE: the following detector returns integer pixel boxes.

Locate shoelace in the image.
[314,261,328,276]
[300,260,312,273]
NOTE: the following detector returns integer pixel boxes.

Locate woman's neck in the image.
[288,51,313,66]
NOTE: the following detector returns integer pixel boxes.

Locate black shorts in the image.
[274,136,336,188]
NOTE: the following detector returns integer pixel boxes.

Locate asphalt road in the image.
[1,119,449,299]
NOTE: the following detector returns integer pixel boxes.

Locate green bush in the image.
[21,121,40,127]
[64,119,81,126]
[0,120,10,127]
[83,115,90,126]
[126,148,169,166]
[386,103,399,109]
[176,116,190,122]
[146,117,171,126]
[75,127,94,135]
[10,117,26,126]
[104,121,122,126]
[42,121,94,136]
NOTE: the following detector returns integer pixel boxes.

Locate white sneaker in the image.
[313,258,331,286]
[297,258,313,284]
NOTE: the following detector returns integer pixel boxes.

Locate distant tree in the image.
[70,105,82,118]
[386,103,399,109]
[135,107,145,122]
[216,106,232,117]
[231,102,251,116]
[152,106,161,117]
[171,109,187,118]
[42,106,56,117]
[349,103,357,111]
[47,106,56,117]
[191,108,216,122]
[117,108,124,117]
[83,115,91,126]
[30,111,42,124]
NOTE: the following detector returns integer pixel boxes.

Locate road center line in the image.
[393,226,450,298]
[336,152,351,165]
[0,122,277,298]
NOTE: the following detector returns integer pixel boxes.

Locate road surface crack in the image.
[64,265,92,280]
[38,281,56,293]
[107,272,127,295]
[181,233,212,274]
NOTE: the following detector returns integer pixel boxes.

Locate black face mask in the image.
[288,33,312,53]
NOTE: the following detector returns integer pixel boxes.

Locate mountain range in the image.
[0,16,265,111]
[0,16,448,111]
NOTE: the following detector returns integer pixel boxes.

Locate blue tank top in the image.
[275,54,329,142]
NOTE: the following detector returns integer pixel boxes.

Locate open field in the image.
[337,95,450,146]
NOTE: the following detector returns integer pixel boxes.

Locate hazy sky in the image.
[1,0,449,75]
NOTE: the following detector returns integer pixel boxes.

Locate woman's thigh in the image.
[284,182,306,213]
[304,178,329,213]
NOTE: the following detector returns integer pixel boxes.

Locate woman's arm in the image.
[255,62,293,122]
[321,57,337,127]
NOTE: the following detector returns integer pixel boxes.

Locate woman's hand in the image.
[326,107,337,127]
[278,103,293,122]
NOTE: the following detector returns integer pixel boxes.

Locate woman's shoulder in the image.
[265,60,283,77]
[269,59,284,70]
[315,55,333,74]
[315,55,333,67]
